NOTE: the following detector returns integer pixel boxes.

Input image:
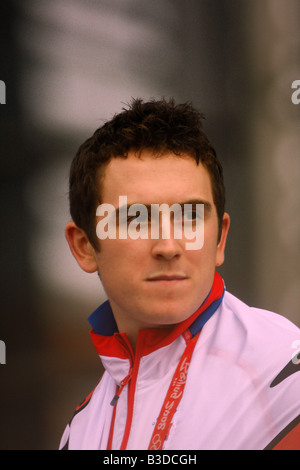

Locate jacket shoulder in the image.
[222,290,300,337]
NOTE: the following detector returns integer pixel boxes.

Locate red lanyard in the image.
[148,330,200,450]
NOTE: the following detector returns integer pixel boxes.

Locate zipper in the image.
[119,351,142,450]
[108,333,144,450]
[110,369,133,406]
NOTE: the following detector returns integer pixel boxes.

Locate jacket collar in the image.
[89,271,225,360]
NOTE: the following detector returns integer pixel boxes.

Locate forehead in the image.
[100,150,214,206]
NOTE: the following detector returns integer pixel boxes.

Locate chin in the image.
[146,306,194,327]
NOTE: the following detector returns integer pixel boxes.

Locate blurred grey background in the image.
[0,0,299,449]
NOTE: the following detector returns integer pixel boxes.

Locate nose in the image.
[151,236,183,260]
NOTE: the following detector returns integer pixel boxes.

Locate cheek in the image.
[202,220,219,252]
[95,241,121,282]
[97,239,146,278]
[185,229,219,271]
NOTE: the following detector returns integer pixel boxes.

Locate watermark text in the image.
[0,340,6,364]
[96,196,204,250]
[0,80,6,104]
[291,80,300,105]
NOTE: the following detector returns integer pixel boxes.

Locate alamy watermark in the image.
[0,340,6,364]
[0,80,6,104]
[291,80,300,105]
[96,196,204,250]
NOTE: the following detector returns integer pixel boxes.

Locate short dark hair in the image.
[68,98,225,249]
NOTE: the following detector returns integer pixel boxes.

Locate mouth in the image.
[146,273,188,283]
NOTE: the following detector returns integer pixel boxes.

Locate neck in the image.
[116,320,173,352]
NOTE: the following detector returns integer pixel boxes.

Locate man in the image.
[60,98,300,450]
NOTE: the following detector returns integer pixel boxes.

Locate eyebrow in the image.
[178,199,212,211]
[114,199,213,218]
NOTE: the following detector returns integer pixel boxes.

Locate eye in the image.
[182,204,204,224]
[127,205,150,225]
[183,210,197,221]
[127,212,149,224]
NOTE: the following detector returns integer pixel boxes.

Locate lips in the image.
[146,273,188,282]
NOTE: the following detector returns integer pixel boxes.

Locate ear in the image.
[215,212,230,267]
[65,221,98,273]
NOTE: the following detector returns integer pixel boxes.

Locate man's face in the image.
[91,150,229,340]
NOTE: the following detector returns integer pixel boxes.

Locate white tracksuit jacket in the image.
[59,274,300,450]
